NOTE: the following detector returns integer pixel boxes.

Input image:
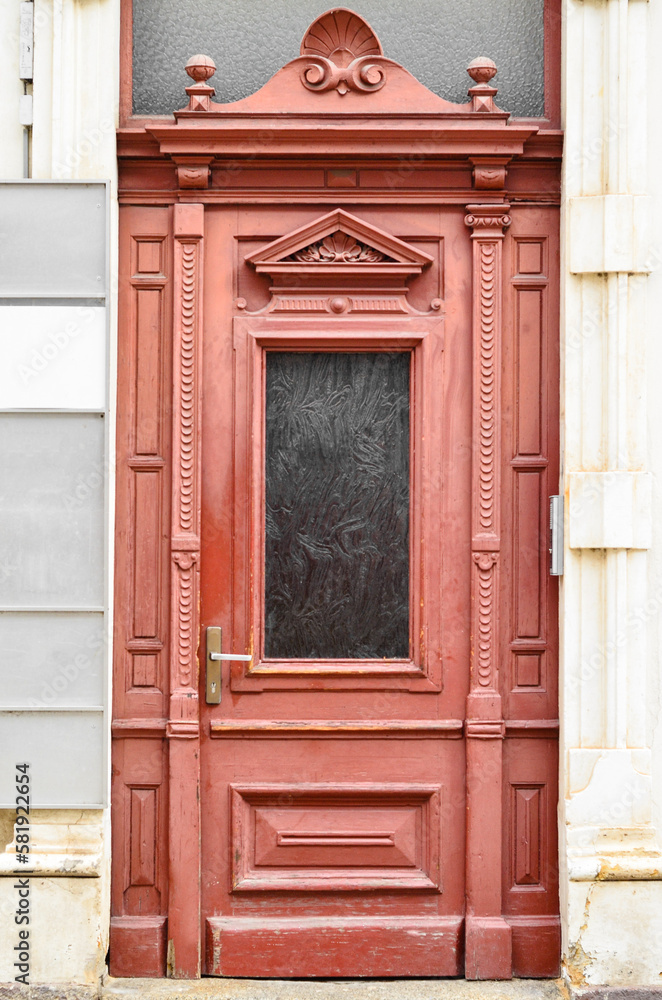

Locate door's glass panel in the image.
[264,352,409,660]
[133,0,545,117]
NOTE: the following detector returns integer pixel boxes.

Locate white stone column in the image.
[32,0,119,180]
[0,0,119,987]
[562,0,662,986]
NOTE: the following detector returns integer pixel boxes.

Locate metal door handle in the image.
[209,653,252,661]
[205,626,252,704]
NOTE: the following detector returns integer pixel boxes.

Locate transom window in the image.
[130,0,550,119]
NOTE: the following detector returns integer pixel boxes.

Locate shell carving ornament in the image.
[287,232,392,263]
[300,8,387,95]
[301,8,382,63]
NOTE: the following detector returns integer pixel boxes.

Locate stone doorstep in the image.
[104,979,571,1000]
[573,993,662,1000]
[0,979,568,1000]
[0,981,569,1000]
[1,983,661,1000]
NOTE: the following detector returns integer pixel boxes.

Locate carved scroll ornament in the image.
[300,56,387,96]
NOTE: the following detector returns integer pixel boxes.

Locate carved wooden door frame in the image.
[112,8,561,979]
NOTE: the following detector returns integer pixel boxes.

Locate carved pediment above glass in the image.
[242,209,436,316]
[285,232,396,264]
[246,209,431,277]
[168,7,516,117]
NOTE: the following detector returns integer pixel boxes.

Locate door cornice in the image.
[118,13,548,190]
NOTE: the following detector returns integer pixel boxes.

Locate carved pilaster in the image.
[464,204,511,702]
[472,551,499,690]
[167,203,204,977]
[463,202,512,981]
[170,207,203,724]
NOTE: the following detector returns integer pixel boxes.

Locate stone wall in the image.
[561,0,662,987]
[0,0,119,986]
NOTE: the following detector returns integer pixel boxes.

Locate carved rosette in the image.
[170,206,204,734]
[464,204,511,697]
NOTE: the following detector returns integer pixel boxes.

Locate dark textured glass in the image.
[133,0,545,118]
[264,352,409,659]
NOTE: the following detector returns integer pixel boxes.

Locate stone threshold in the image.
[0,981,568,1000]
[106,979,570,1000]
[2,981,662,1000]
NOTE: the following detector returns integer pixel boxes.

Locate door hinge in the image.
[549,495,564,576]
[19,2,34,81]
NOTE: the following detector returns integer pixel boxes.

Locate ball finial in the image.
[467,57,497,86]
[185,54,216,84]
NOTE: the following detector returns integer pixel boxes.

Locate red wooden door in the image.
[199,204,464,977]
[195,208,559,980]
[111,8,560,981]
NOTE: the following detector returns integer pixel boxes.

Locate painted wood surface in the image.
[112,6,560,981]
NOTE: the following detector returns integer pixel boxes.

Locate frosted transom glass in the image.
[133,0,545,117]
[0,414,105,608]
